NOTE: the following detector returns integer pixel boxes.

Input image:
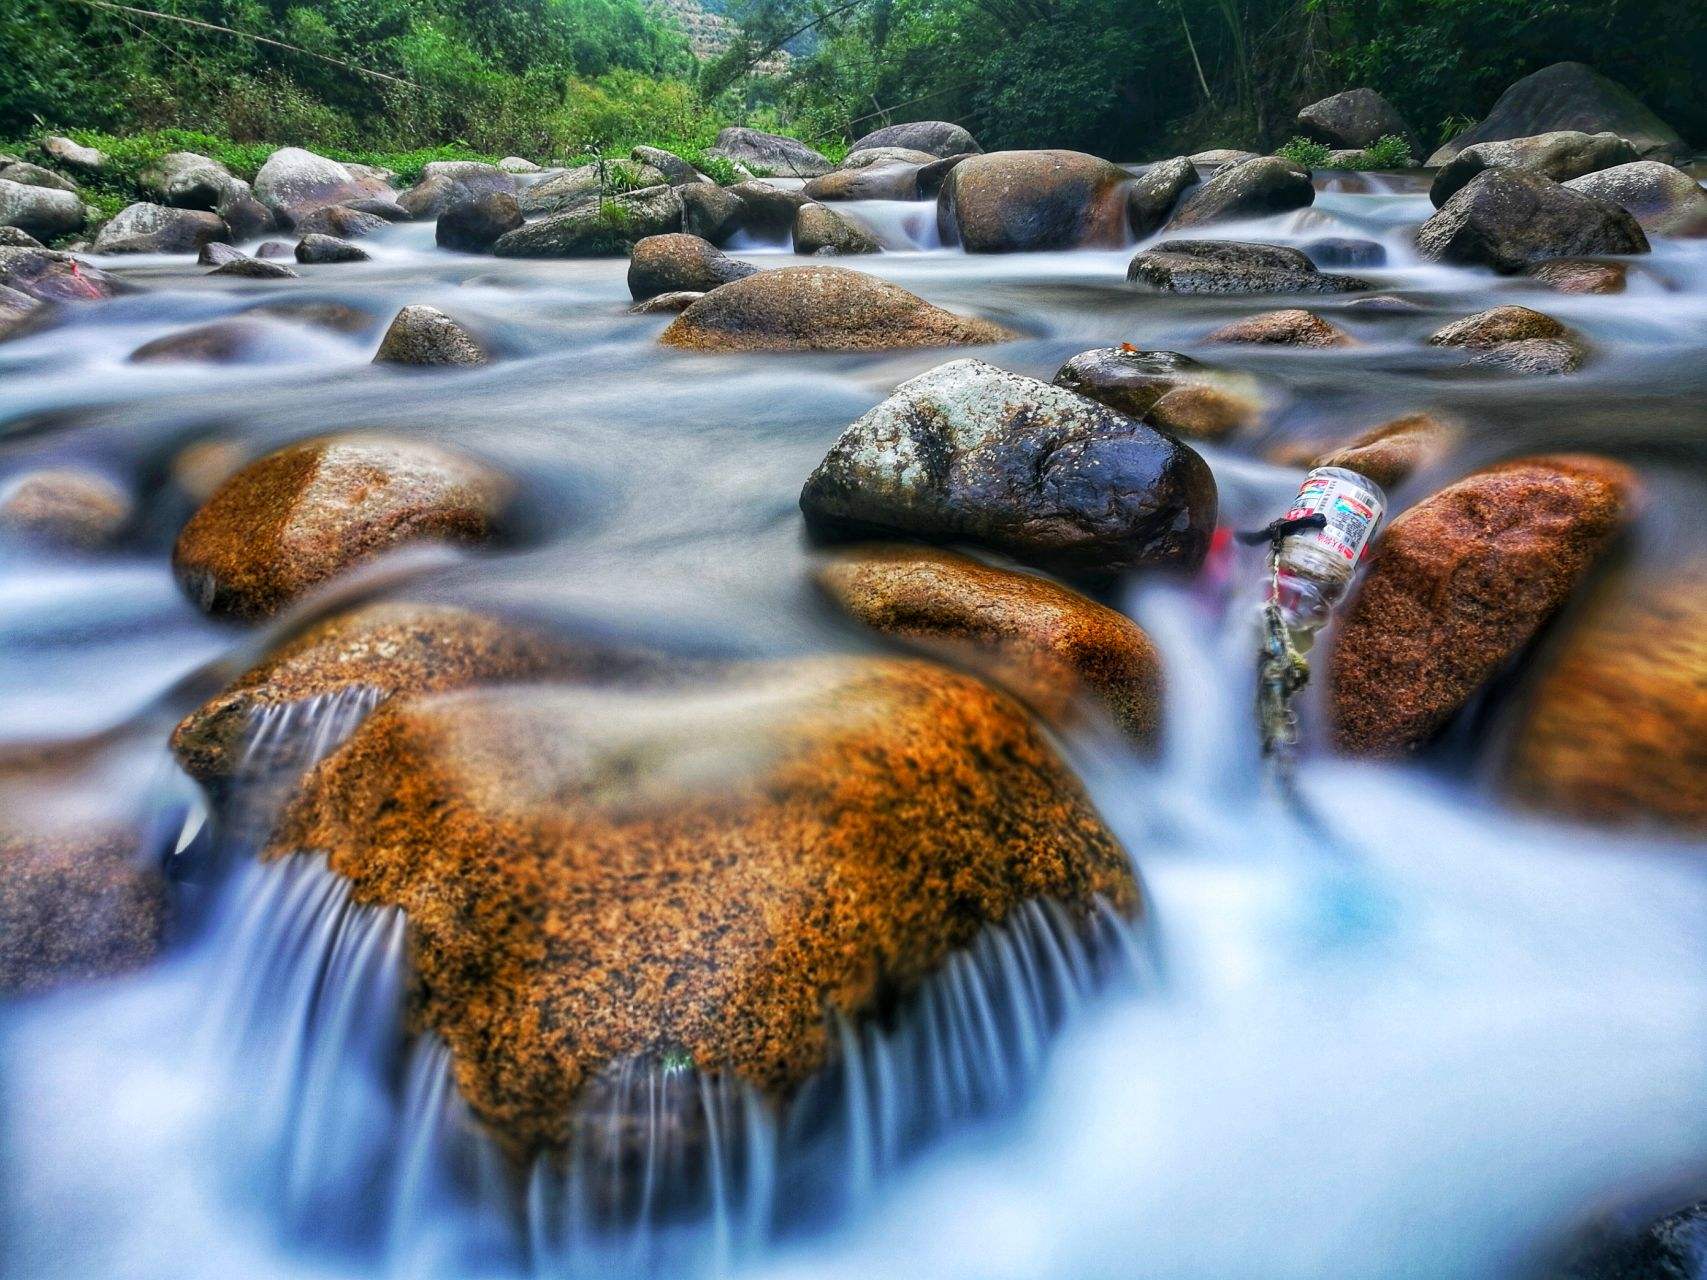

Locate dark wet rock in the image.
[217,194,277,240]
[915,153,974,199]
[1345,293,1424,313]
[254,147,389,225]
[1327,455,1633,754]
[1523,258,1628,294]
[1164,156,1313,231]
[494,185,684,258]
[436,191,523,252]
[0,178,87,238]
[727,180,808,239]
[1427,61,1686,166]
[660,266,1011,353]
[1051,346,1210,418]
[419,161,515,199]
[295,234,370,264]
[1416,168,1649,273]
[1302,236,1386,267]
[800,357,1216,580]
[130,318,279,364]
[817,545,1162,746]
[294,203,388,240]
[1148,384,1259,440]
[198,241,246,266]
[803,162,923,202]
[0,824,167,996]
[629,290,703,314]
[0,226,43,248]
[1,161,77,192]
[850,120,981,158]
[1564,161,1707,237]
[839,146,938,170]
[1468,337,1585,375]
[1428,304,1570,350]
[1430,131,1641,207]
[630,146,704,187]
[1204,308,1354,348]
[627,233,756,299]
[0,467,131,547]
[171,601,610,784]
[93,202,228,254]
[1128,239,1369,294]
[1127,157,1197,237]
[173,434,511,620]
[0,246,123,301]
[209,256,299,280]
[679,182,745,244]
[938,150,1132,253]
[709,126,833,178]
[397,175,459,221]
[1508,566,1707,832]
[373,305,488,368]
[266,653,1137,1151]
[1296,87,1419,154]
[793,203,880,255]
[1311,412,1458,489]
[41,136,106,176]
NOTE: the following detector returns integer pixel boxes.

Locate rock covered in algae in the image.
[815,545,1162,747]
[172,434,511,620]
[1328,455,1634,755]
[267,656,1139,1151]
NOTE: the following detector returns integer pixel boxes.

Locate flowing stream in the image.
[1,167,1705,1280]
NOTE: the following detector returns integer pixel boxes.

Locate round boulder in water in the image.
[436,191,523,253]
[803,162,923,202]
[1204,308,1355,348]
[1415,168,1649,274]
[294,204,389,240]
[494,186,684,258]
[792,203,881,255]
[295,233,369,264]
[725,180,808,240]
[1563,161,1707,238]
[1162,156,1313,231]
[265,655,1139,1151]
[816,545,1163,747]
[0,466,130,547]
[254,147,387,226]
[1128,239,1370,294]
[129,317,281,364]
[626,233,756,300]
[1309,412,1458,490]
[1429,130,1640,207]
[937,150,1132,252]
[172,434,511,620]
[1052,346,1211,419]
[1327,455,1634,754]
[660,265,1011,353]
[800,357,1216,580]
[92,202,227,254]
[1127,157,1198,237]
[373,305,488,367]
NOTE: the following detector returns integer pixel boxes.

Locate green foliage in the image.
[1358,133,1414,168]
[687,151,743,185]
[1275,133,1416,169]
[1277,136,1334,167]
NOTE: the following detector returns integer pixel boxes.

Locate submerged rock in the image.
[1327,455,1633,755]
[1163,156,1313,231]
[800,358,1216,580]
[1522,258,1629,294]
[0,467,131,547]
[129,317,279,364]
[171,601,617,784]
[1468,337,1585,375]
[626,233,756,300]
[1429,305,1585,374]
[295,233,369,264]
[172,435,511,620]
[373,305,488,367]
[494,186,684,258]
[1051,346,1211,418]
[436,191,523,252]
[1311,412,1458,490]
[1204,308,1354,348]
[1507,565,1707,833]
[937,150,1132,252]
[792,202,880,255]
[1429,131,1640,207]
[1127,157,1198,237]
[1301,236,1387,268]
[1296,88,1418,154]
[1563,161,1707,238]
[1427,62,1686,166]
[197,241,246,267]
[850,120,980,158]
[93,202,228,254]
[816,546,1163,746]
[708,126,832,178]
[1128,239,1369,294]
[659,265,1011,353]
[1415,169,1649,273]
[266,655,1138,1150]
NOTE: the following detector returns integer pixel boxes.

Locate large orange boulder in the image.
[268,656,1138,1151]
[1328,456,1634,754]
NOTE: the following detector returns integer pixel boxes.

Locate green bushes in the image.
[1276,133,1415,169]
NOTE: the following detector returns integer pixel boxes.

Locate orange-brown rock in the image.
[1204,309,1354,348]
[1506,564,1707,832]
[0,466,131,548]
[172,435,511,620]
[1147,383,1258,441]
[1523,258,1629,294]
[659,265,1012,353]
[815,546,1162,746]
[170,602,630,784]
[268,656,1138,1151]
[1312,412,1459,490]
[1328,455,1634,754]
[1427,304,1569,350]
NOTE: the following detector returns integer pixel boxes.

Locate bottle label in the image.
[1280,467,1387,584]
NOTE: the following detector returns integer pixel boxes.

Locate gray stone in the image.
[804,163,924,202]
[1428,61,1686,165]
[1430,131,1641,207]
[254,147,388,225]
[373,305,488,367]
[1416,168,1649,273]
[0,246,124,300]
[1127,239,1369,293]
[727,180,808,239]
[1296,88,1418,154]
[1564,161,1707,237]
[0,179,86,239]
[938,150,1132,252]
[495,186,684,257]
[627,233,756,299]
[294,234,370,264]
[679,182,745,245]
[41,136,105,175]
[1128,157,1197,237]
[848,121,980,158]
[709,127,832,178]
[793,203,881,255]
[436,192,523,252]
[419,161,516,198]
[629,290,703,314]
[93,203,228,254]
[499,156,541,174]
[1164,156,1313,230]
[294,204,389,239]
[631,146,707,187]
[0,161,76,192]
[209,257,299,280]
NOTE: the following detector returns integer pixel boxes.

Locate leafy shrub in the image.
[1358,134,1415,169]
[1275,133,1414,171]
[1276,137,1333,168]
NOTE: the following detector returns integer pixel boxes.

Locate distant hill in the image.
[650,0,792,74]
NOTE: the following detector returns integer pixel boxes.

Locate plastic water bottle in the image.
[1273,467,1387,636]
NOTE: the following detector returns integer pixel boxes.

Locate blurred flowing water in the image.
[2,169,1705,1280]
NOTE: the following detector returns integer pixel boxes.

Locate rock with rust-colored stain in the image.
[170,601,637,784]
[1328,455,1634,754]
[1312,412,1459,490]
[172,435,511,621]
[1205,308,1354,348]
[1506,564,1707,832]
[816,546,1162,747]
[268,656,1139,1152]
[660,266,1011,353]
